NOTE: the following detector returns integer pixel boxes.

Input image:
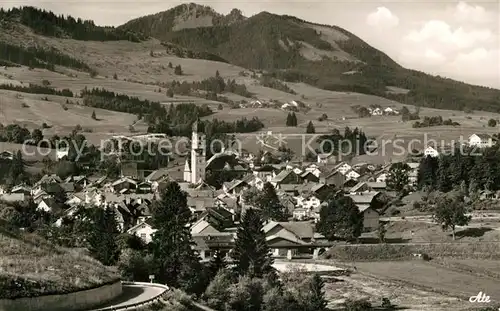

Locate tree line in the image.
[316,127,370,157]
[165,71,253,98]
[0,7,147,42]
[0,41,91,71]
[417,146,500,194]
[0,83,74,97]
[412,115,460,128]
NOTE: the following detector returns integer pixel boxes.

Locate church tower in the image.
[189,120,206,184]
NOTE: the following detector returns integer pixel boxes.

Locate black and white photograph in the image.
[0,0,499,310]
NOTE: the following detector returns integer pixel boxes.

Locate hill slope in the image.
[0,220,118,299]
[119,4,500,113]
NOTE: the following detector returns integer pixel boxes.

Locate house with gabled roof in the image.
[469,133,494,148]
[321,170,346,188]
[333,162,352,175]
[111,177,137,193]
[37,198,64,213]
[222,179,250,196]
[300,171,319,183]
[127,219,156,244]
[271,169,302,187]
[347,192,382,230]
[345,169,361,181]
[10,184,31,195]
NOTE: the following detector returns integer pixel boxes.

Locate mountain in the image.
[121,3,245,33]
[119,4,500,113]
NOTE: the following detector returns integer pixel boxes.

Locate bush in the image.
[344,299,372,311]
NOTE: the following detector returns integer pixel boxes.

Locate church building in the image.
[183,121,207,184]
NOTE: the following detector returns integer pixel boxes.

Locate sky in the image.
[2,0,499,88]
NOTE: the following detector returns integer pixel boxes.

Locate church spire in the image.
[192,119,199,133]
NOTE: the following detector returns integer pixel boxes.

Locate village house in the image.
[37,198,64,213]
[271,169,303,188]
[300,171,319,183]
[111,177,138,193]
[333,162,352,175]
[347,192,382,230]
[127,219,156,244]
[469,133,494,148]
[321,170,346,188]
[424,146,439,158]
[345,169,361,180]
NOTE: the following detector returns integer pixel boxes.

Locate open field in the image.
[0,221,118,299]
[325,271,464,311]
[1,34,500,160]
[352,261,500,303]
[378,219,500,243]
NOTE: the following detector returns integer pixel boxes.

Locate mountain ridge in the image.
[0,5,499,113]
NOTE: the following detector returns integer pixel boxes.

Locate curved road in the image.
[91,283,166,311]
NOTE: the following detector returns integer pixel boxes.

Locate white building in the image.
[469,134,493,148]
[183,121,207,184]
[127,221,156,244]
[334,162,352,175]
[424,146,439,158]
[345,169,361,180]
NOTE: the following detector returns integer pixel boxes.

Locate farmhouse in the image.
[127,219,156,244]
[469,133,493,148]
[424,146,439,158]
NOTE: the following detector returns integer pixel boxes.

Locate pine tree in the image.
[436,156,451,192]
[308,274,327,311]
[316,195,363,241]
[151,181,203,292]
[207,250,227,280]
[88,208,120,266]
[91,110,97,120]
[231,209,275,278]
[290,112,298,126]
[306,121,315,133]
[286,113,293,126]
[9,150,25,186]
[168,62,173,68]
[174,65,183,75]
[166,89,174,97]
[256,182,288,221]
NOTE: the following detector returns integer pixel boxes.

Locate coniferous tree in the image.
[255,182,288,221]
[9,150,26,186]
[207,250,227,280]
[316,195,363,241]
[174,65,183,75]
[290,112,298,126]
[308,274,327,311]
[88,207,120,266]
[286,113,293,127]
[231,209,275,278]
[417,155,438,189]
[306,121,315,134]
[151,181,203,292]
[91,110,97,120]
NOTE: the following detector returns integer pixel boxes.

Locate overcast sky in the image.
[2,0,499,88]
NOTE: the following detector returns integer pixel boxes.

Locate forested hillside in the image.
[121,6,500,113]
[0,7,147,42]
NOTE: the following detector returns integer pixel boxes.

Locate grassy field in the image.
[352,261,500,303]
[0,222,119,299]
[1,32,500,161]
[325,271,463,311]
